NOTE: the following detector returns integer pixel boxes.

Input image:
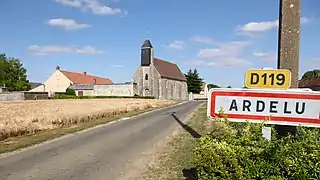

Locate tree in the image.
[301,69,320,80]
[184,68,203,93]
[226,85,232,88]
[207,84,220,89]
[0,53,31,91]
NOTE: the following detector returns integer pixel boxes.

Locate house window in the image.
[145,74,148,80]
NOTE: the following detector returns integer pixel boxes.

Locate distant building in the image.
[200,82,208,95]
[29,82,45,92]
[0,87,8,92]
[133,39,188,100]
[30,66,113,96]
[298,77,320,91]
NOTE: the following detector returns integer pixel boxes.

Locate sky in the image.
[0,0,320,88]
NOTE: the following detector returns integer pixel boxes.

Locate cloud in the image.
[76,46,103,54]
[27,45,102,55]
[303,58,320,67]
[238,20,279,33]
[253,51,276,64]
[253,52,273,57]
[236,17,311,36]
[111,64,123,68]
[189,36,214,44]
[197,41,250,58]
[47,18,91,30]
[55,0,125,16]
[167,40,185,50]
[189,58,250,68]
[56,0,82,7]
[300,17,311,24]
[189,41,250,67]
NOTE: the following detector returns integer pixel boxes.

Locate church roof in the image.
[153,58,187,82]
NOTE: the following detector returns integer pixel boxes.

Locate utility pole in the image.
[276,0,300,137]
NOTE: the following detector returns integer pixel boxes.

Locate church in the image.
[133,39,188,100]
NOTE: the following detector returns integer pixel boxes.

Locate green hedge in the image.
[65,88,76,96]
[53,94,155,99]
[193,118,320,180]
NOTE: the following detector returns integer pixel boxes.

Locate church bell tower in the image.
[141,39,153,66]
[140,39,154,96]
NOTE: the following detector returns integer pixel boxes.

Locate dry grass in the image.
[0,98,175,141]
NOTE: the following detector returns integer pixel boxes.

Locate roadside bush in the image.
[193,117,320,180]
[65,88,76,95]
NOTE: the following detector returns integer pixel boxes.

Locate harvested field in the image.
[0,99,175,141]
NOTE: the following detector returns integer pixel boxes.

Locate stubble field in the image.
[0,99,175,141]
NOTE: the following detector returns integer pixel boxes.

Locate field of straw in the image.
[0,99,175,140]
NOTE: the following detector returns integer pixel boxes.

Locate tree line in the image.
[0,53,319,93]
[184,68,232,93]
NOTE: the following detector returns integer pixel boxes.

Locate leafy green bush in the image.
[53,94,155,99]
[193,117,320,180]
[65,88,76,96]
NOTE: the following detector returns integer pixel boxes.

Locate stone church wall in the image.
[133,65,160,98]
[133,65,188,101]
[159,78,188,100]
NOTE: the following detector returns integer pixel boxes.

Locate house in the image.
[298,77,320,91]
[30,66,113,96]
[133,39,188,100]
[0,87,8,92]
[29,82,45,92]
[200,82,209,97]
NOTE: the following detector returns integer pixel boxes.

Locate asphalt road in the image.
[0,101,203,180]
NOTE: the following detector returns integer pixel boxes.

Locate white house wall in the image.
[75,84,135,96]
[43,70,72,94]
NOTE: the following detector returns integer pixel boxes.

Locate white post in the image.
[262,127,272,141]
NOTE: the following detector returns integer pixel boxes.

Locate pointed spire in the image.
[141,39,153,48]
[146,29,150,39]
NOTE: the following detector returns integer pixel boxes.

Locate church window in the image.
[145,74,148,80]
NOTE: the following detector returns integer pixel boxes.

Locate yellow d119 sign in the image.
[245,69,291,89]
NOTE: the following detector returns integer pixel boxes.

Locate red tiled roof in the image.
[153,58,187,82]
[60,70,113,85]
[298,77,320,87]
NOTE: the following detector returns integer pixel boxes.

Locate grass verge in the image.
[0,103,177,154]
[142,103,209,180]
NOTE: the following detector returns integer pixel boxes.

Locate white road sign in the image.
[207,88,320,127]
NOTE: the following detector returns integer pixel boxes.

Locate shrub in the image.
[65,88,76,96]
[193,117,320,180]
